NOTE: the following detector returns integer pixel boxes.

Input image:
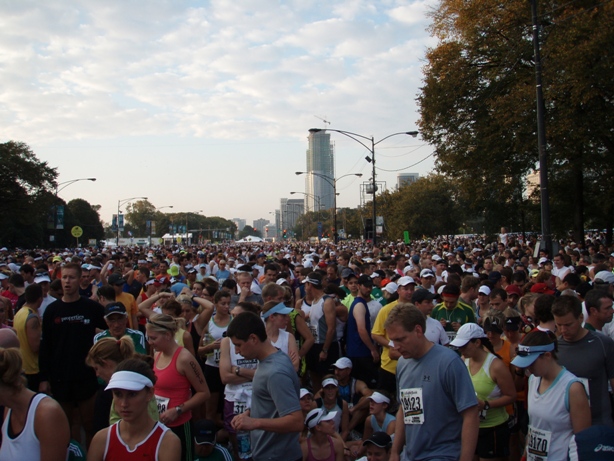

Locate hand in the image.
[452,321,461,332]
[440,318,447,328]
[371,349,380,363]
[231,410,254,431]
[477,399,486,411]
[389,348,402,360]
[212,338,223,349]
[159,408,180,425]
[319,350,328,362]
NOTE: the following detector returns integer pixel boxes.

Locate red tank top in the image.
[104,421,168,460]
[307,435,336,461]
[154,346,192,426]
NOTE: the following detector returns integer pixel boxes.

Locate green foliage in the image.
[418,0,614,238]
[239,225,261,239]
[0,141,57,247]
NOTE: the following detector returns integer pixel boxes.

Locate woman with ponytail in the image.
[87,336,159,432]
[147,313,210,461]
[0,348,70,461]
[450,323,516,461]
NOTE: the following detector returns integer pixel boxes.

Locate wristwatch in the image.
[483,401,490,411]
[176,405,183,415]
[235,367,241,377]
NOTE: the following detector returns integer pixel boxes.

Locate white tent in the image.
[235,235,264,243]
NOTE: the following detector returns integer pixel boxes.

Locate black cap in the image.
[411,289,437,304]
[357,275,373,286]
[488,271,502,282]
[193,419,217,445]
[341,268,355,279]
[104,302,127,318]
[362,431,392,448]
[108,273,125,286]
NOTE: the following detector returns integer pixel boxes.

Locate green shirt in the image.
[431,300,476,331]
[93,328,147,354]
[195,444,233,461]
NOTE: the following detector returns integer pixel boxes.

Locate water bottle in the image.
[236,430,252,459]
[202,333,214,357]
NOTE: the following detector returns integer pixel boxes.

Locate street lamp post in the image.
[52,178,96,244]
[117,196,148,246]
[295,171,362,243]
[308,128,418,246]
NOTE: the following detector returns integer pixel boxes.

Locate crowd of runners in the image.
[0,230,613,461]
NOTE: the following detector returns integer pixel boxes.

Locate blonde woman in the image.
[147,313,210,461]
[0,348,70,461]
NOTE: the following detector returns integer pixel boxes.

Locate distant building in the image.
[280,198,304,234]
[306,130,335,212]
[232,218,246,232]
[397,173,420,189]
[253,219,270,236]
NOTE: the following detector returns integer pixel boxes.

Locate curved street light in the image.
[295,171,362,243]
[52,177,97,244]
[117,196,148,245]
[148,205,173,245]
[308,128,418,245]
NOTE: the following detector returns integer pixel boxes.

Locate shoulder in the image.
[94,330,109,342]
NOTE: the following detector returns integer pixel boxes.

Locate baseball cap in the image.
[488,271,502,283]
[594,271,614,285]
[420,269,435,278]
[193,419,217,445]
[341,268,355,279]
[305,408,337,429]
[478,285,491,296]
[108,273,125,286]
[362,431,392,448]
[300,388,313,399]
[105,370,153,391]
[530,283,555,295]
[383,282,398,294]
[511,342,555,368]
[357,275,373,286]
[331,357,353,370]
[411,289,437,304]
[449,323,487,348]
[505,284,522,297]
[321,377,338,388]
[104,302,127,318]
[397,276,416,287]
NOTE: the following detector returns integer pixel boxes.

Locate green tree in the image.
[239,225,261,239]
[0,141,57,247]
[63,199,105,246]
[418,0,614,240]
[125,200,159,237]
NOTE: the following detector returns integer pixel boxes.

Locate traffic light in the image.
[283,229,287,238]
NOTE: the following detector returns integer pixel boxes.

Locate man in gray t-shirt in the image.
[228,310,303,461]
[385,304,478,461]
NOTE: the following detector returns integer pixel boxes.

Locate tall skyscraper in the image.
[280,198,304,234]
[306,130,335,212]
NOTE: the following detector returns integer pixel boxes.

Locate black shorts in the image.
[305,342,340,376]
[204,364,224,393]
[377,368,397,395]
[349,356,379,389]
[476,420,511,459]
[170,420,194,461]
[51,378,99,403]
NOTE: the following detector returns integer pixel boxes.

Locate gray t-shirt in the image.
[230,293,264,308]
[396,344,477,461]
[557,330,614,426]
[250,350,301,461]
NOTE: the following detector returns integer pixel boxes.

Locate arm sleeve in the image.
[266,362,301,417]
[444,354,477,413]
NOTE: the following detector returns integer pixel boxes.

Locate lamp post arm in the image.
[374,131,418,146]
[329,130,373,153]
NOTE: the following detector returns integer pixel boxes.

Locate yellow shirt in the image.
[371,300,399,374]
[13,307,39,374]
[116,292,138,329]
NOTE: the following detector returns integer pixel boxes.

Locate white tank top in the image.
[205,317,231,368]
[224,342,258,402]
[0,393,47,461]
[309,296,335,344]
[301,299,312,319]
[271,328,290,355]
[527,368,580,461]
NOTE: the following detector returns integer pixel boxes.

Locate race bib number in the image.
[400,388,424,425]
[527,426,551,461]
[234,401,247,415]
[155,395,170,415]
[578,377,590,404]
[213,348,221,364]
[309,324,318,342]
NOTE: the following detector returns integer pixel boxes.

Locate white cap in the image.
[305,408,338,429]
[321,377,338,388]
[105,371,153,391]
[449,323,487,348]
[397,276,416,287]
[332,357,353,369]
[420,269,435,278]
[384,282,398,294]
[369,391,391,404]
[478,285,491,296]
[300,388,313,399]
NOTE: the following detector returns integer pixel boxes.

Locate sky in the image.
[1,0,439,229]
